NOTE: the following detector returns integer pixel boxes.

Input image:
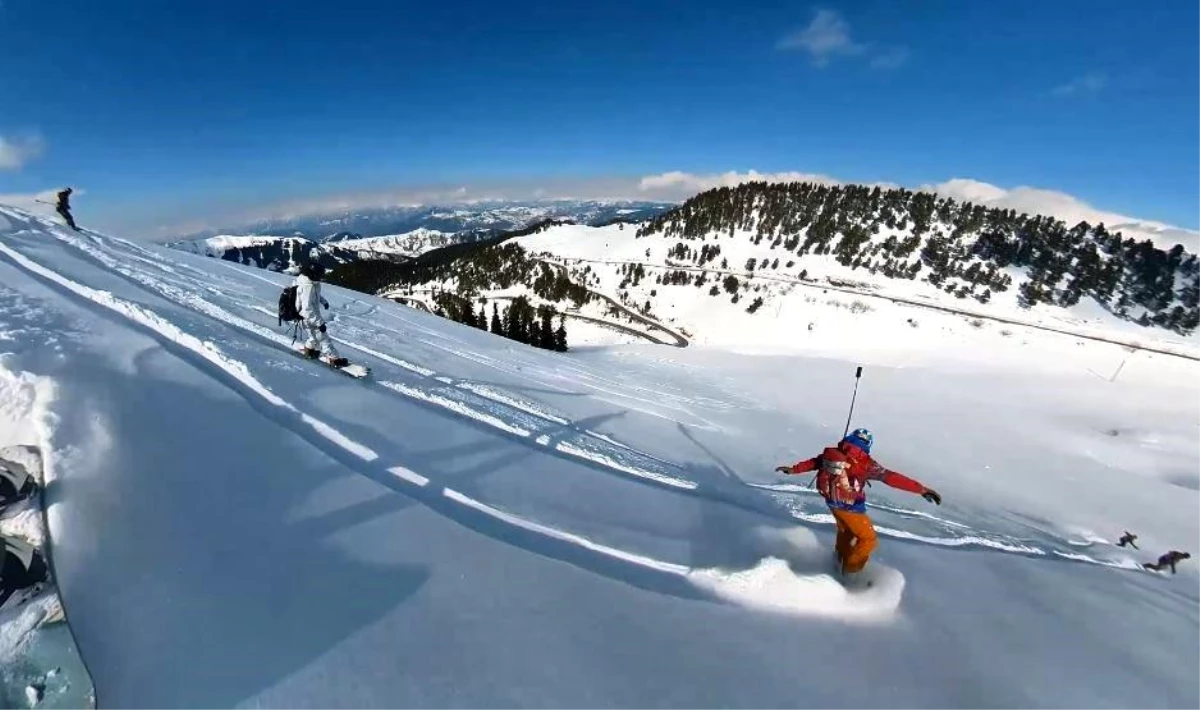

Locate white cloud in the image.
[1052,72,1107,96]
[777,10,909,70]
[777,9,864,66]
[869,46,910,70]
[920,178,1197,251]
[0,133,45,170]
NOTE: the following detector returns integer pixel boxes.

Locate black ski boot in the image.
[326,356,350,368]
[302,347,320,360]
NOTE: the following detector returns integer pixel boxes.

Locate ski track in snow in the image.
[56,222,704,496]
[2,217,870,620]
[3,231,908,624]
[0,214,1154,579]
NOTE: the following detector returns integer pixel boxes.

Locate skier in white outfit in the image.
[295,263,348,366]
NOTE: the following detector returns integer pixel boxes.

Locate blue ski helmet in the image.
[843,427,874,453]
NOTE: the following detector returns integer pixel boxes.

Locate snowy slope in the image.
[517,223,1200,355]
[0,206,1197,707]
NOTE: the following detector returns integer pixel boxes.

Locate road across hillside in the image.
[533,259,689,347]
[385,292,683,347]
[538,256,1200,362]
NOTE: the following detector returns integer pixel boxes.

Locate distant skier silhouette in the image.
[1143,551,1190,574]
[1116,531,1138,549]
[55,187,78,231]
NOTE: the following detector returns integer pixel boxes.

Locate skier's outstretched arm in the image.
[776,457,819,475]
[869,462,941,504]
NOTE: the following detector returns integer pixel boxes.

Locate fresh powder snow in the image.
[0,205,1196,707]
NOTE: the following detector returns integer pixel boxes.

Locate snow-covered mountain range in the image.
[1,204,1197,707]
[167,228,477,270]
[333,228,464,260]
[178,200,674,242]
[167,200,673,274]
[168,234,364,272]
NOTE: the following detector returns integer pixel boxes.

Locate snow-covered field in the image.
[517,224,1200,356]
[0,206,1197,707]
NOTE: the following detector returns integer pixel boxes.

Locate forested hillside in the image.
[637,182,1198,333]
[327,221,589,351]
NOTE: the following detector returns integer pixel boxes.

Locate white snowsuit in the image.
[294,273,339,358]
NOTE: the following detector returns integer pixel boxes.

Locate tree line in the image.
[431,292,569,352]
[325,228,581,352]
[636,181,1198,333]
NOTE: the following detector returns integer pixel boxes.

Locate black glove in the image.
[922,488,942,505]
[318,323,327,333]
[323,302,329,310]
[775,466,792,474]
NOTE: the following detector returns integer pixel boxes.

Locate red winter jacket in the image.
[784,441,927,512]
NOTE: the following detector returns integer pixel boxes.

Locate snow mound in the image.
[0,593,56,663]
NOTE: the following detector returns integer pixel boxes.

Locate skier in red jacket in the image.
[776,428,941,578]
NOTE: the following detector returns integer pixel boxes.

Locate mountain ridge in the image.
[177,199,674,242]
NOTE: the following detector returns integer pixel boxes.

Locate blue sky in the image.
[0,0,1196,237]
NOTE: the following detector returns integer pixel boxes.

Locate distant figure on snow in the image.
[776,428,941,583]
[1143,551,1190,574]
[55,187,78,231]
[294,262,348,368]
[1116,531,1138,549]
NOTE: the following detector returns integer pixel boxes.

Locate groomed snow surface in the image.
[0,206,1197,708]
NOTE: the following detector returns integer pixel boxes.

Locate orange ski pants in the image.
[831,508,878,574]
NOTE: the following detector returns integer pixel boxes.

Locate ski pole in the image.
[842,366,863,439]
[808,366,864,490]
[847,366,874,487]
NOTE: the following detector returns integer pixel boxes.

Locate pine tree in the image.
[553,317,568,352]
[490,303,503,335]
[506,297,526,343]
[538,309,554,349]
